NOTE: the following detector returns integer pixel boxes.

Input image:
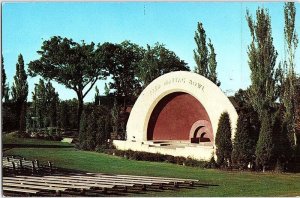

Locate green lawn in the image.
[2,133,300,197]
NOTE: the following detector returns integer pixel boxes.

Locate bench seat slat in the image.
[44,175,154,185]
[3,180,91,189]
[3,187,39,194]
[8,176,116,188]
[3,183,66,191]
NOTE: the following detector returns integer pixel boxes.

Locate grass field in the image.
[2,133,300,197]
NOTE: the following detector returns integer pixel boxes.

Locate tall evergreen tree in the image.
[2,55,7,101]
[194,22,208,77]
[246,8,279,118]
[215,112,233,167]
[104,83,110,96]
[11,54,28,136]
[30,79,59,133]
[45,81,59,128]
[111,98,119,136]
[94,86,100,106]
[255,111,275,172]
[282,2,298,146]
[194,22,220,86]
[232,112,258,169]
[207,39,221,86]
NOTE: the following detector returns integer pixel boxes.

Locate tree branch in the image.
[83,77,98,98]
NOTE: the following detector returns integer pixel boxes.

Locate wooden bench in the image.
[3,182,67,192]
[11,176,116,190]
[3,179,91,190]
[3,186,39,195]
[86,173,198,186]
[44,175,151,186]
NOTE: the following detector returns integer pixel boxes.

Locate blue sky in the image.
[2,2,300,102]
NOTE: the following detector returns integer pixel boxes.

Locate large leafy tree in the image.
[101,41,144,106]
[137,43,189,87]
[194,22,220,86]
[11,54,28,136]
[28,36,108,129]
[246,8,279,170]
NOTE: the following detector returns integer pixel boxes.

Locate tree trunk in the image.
[77,95,84,132]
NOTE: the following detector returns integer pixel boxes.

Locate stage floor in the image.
[113,140,214,161]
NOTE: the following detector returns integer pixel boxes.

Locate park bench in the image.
[87,173,198,186]
[44,175,156,191]
[65,174,172,189]
[3,156,54,174]
[3,178,91,190]
[11,175,117,192]
[3,186,40,195]
[3,182,67,193]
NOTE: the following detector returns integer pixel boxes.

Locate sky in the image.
[2,2,300,102]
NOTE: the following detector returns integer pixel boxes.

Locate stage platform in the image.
[113,140,214,161]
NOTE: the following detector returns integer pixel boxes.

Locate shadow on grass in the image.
[3,143,74,149]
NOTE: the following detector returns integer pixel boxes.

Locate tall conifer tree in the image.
[282,2,298,146]
[215,112,232,167]
[11,54,28,136]
[246,8,279,170]
[194,22,220,86]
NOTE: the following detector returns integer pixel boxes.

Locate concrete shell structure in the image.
[113,71,238,161]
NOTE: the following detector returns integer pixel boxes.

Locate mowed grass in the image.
[2,133,300,197]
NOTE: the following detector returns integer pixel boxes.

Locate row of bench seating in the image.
[3,172,199,196]
[2,156,200,196]
[2,156,54,175]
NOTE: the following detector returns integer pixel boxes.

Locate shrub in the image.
[255,111,275,172]
[104,149,206,167]
[232,112,258,170]
[215,112,233,167]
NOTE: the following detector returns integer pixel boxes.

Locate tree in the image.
[232,112,258,169]
[255,111,275,172]
[194,22,220,86]
[104,83,110,96]
[78,105,111,151]
[281,2,298,146]
[1,55,6,100]
[111,98,120,136]
[137,43,189,87]
[246,8,279,118]
[207,39,220,86]
[30,79,59,134]
[94,86,100,106]
[58,101,69,132]
[11,54,28,136]
[28,36,108,130]
[45,81,59,128]
[215,112,232,167]
[78,110,88,150]
[101,41,144,106]
[273,107,293,171]
[246,8,280,170]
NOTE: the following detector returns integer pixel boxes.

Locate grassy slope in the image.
[2,133,300,197]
